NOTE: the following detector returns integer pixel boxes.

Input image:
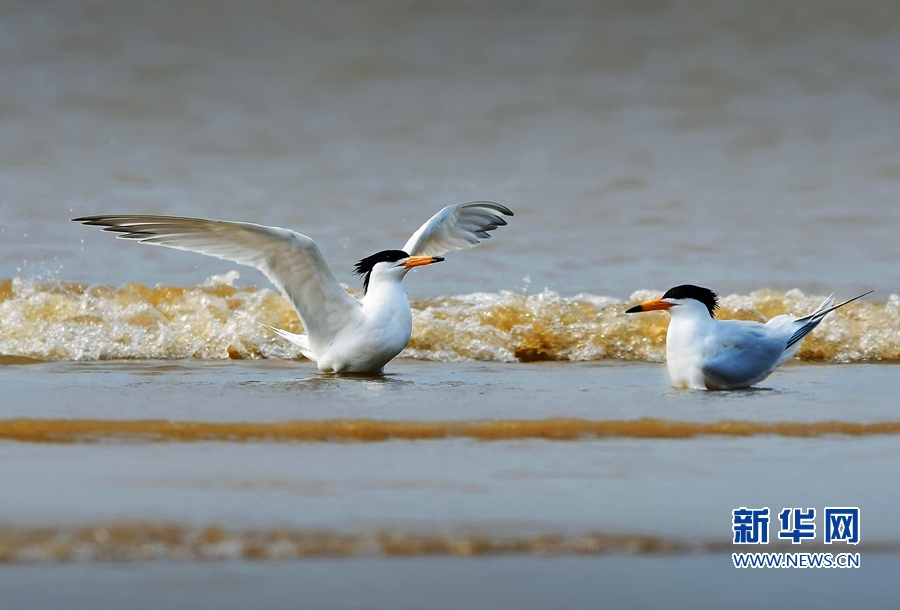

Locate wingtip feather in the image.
[461,201,514,216]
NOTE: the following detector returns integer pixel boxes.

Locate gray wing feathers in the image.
[701,287,871,389]
[701,324,785,389]
[402,201,513,257]
[73,215,362,349]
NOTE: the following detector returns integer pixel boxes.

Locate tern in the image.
[74,201,513,373]
[626,284,872,390]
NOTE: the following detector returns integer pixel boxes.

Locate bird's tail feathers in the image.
[260,324,316,361]
[785,290,874,350]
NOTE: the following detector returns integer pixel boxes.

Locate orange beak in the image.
[402,255,444,269]
[625,297,674,313]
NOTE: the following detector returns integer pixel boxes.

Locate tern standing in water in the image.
[626,284,872,390]
[74,201,513,374]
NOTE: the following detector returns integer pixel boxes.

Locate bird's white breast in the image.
[317,282,412,373]
[665,313,711,390]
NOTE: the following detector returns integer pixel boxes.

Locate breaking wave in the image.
[0,274,897,363]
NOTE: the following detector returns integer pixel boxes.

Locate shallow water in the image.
[2,0,899,606]
[1,360,899,423]
[1,361,898,541]
[4,556,899,610]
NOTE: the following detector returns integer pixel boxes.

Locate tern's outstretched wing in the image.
[701,321,786,389]
[73,215,363,351]
[402,201,513,257]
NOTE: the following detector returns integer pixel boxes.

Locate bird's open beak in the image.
[626,297,674,313]
[403,255,445,269]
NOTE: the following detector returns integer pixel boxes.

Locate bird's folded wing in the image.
[701,324,785,388]
[402,201,513,257]
[73,215,363,348]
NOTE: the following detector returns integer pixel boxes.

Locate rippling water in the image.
[2,1,899,607]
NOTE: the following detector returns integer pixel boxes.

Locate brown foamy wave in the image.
[3,418,900,444]
[0,522,709,563]
[0,275,897,363]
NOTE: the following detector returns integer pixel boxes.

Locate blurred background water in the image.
[1,2,899,607]
[1,0,898,298]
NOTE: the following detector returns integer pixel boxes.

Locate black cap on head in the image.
[353,249,409,293]
[662,284,719,317]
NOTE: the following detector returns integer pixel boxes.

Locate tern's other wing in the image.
[73,215,363,351]
[701,322,786,389]
[402,201,513,257]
